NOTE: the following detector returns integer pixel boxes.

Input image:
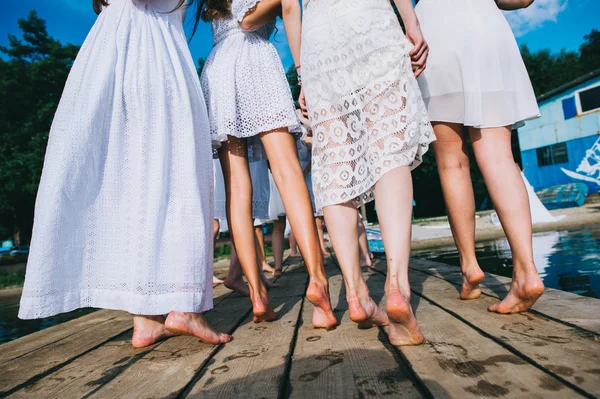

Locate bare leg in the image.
[358,215,373,268]
[470,126,544,313]
[223,247,250,296]
[212,220,224,285]
[289,230,302,257]
[323,203,389,328]
[315,217,329,256]
[255,224,275,273]
[433,123,485,300]
[219,137,275,322]
[375,167,425,345]
[165,312,232,344]
[260,130,337,329]
[132,315,175,348]
[272,216,286,277]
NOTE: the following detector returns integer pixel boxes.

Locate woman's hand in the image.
[299,87,308,117]
[405,21,429,77]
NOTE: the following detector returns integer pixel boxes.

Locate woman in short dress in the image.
[299,0,435,345]
[415,0,544,313]
[200,0,337,328]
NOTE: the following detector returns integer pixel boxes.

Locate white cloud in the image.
[504,0,568,37]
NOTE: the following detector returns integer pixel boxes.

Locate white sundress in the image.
[19,0,214,319]
[301,0,435,212]
[415,0,540,128]
[201,0,300,153]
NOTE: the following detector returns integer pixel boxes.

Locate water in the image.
[411,226,600,298]
[0,294,95,344]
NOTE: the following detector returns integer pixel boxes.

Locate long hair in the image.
[198,0,231,22]
[92,0,204,37]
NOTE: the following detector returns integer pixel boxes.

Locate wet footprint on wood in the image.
[298,350,344,382]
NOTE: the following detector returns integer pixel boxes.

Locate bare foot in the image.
[488,271,544,314]
[165,311,232,344]
[322,251,330,257]
[347,295,389,329]
[261,272,280,289]
[386,289,425,346]
[459,266,485,300]
[224,276,250,297]
[132,315,175,348]
[272,267,282,278]
[251,289,277,323]
[213,276,224,286]
[306,279,338,330]
[262,263,275,273]
[289,252,302,258]
[360,254,373,268]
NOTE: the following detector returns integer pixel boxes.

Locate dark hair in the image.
[92,0,204,37]
[198,0,231,22]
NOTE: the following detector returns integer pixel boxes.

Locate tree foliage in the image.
[0,11,79,243]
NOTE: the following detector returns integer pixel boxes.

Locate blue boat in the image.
[536,183,589,210]
[366,228,385,253]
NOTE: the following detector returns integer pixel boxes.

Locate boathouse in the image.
[519,68,600,194]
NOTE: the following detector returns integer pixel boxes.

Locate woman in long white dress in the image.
[200,0,337,328]
[415,0,544,313]
[297,0,435,345]
[18,0,231,348]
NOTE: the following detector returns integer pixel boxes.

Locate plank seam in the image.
[408,265,600,339]
[278,275,309,399]
[327,252,435,399]
[396,267,596,399]
[176,258,295,399]
[0,326,133,398]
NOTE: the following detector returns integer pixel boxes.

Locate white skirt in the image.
[415,0,540,128]
[267,172,286,221]
[19,0,214,318]
[213,157,226,221]
[250,158,270,220]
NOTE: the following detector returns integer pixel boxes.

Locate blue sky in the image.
[1,0,598,70]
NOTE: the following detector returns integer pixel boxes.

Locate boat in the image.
[535,183,589,210]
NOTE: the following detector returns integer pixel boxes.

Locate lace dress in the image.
[19,0,214,318]
[201,0,300,153]
[415,0,540,128]
[301,0,435,212]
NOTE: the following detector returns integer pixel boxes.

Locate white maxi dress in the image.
[19,0,214,318]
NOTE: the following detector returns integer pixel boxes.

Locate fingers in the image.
[411,47,429,77]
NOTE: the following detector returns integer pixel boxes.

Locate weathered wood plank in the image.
[0,312,132,396]
[0,309,121,364]
[187,294,305,397]
[397,263,600,397]
[289,263,423,398]
[409,258,600,335]
[85,261,305,399]
[403,295,582,398]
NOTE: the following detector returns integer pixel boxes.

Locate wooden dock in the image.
[0,255,599,398]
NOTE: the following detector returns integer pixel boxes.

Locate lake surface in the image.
[0,294,95,344]
[411,225,600,298]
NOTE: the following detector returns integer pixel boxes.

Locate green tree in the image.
[579,29,600,74]
[286,65,301,102]
[197,57,206,76]
[0,11,79,244]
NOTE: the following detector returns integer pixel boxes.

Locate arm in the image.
[239,0,282,31]
[392,0,429,77]
[495,0,534,10]
[280,0,302,69]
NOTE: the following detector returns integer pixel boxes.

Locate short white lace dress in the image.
[201,0,300,152]
[19,0,214,319]
[415,0,540,128]
[301,0,435,212]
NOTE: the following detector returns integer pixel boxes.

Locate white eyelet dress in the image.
[301,0,435,212]
[201,0,301,153]
[18,0,215,319]
[415,0,540,128]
